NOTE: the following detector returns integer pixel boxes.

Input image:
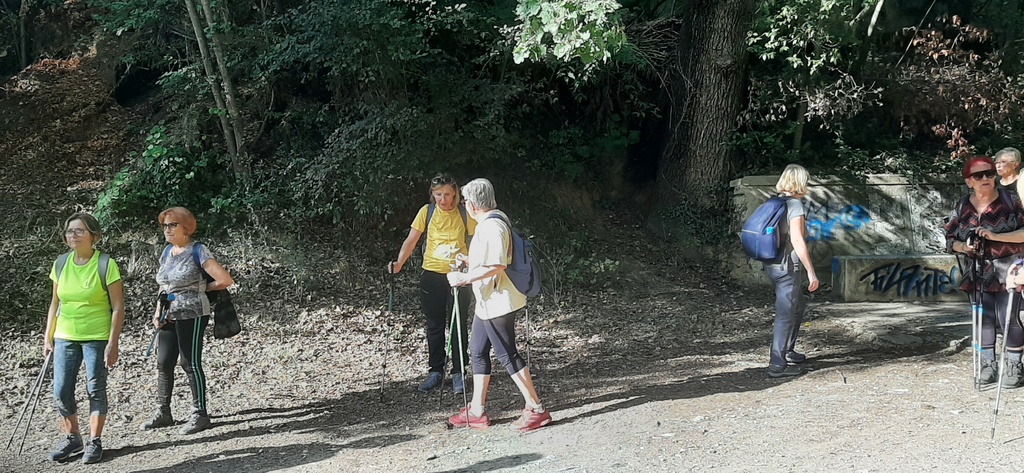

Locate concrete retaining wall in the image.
[832,254,963,302]
[731,174,966,301]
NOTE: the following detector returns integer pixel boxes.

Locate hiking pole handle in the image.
[145,293,174,358]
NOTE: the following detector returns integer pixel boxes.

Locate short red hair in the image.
[158,207,198,237]
[962,155,995,179]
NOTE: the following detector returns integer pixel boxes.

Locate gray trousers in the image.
[765,258,806,369]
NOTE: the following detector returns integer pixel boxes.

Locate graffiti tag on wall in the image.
[806,204,871,242]
[859,262,961,298]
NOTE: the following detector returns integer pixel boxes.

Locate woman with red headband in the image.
[946,155,1024,388]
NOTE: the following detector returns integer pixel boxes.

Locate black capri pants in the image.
[470,308,528,376]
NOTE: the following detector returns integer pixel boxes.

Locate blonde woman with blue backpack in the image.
[763,165,819,378]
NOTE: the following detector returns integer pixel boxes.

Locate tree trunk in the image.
[18,0,31,69]
[182,0,241,174]
[651,0,754,241]
[197,0,249,179]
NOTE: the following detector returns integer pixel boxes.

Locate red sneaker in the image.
[510,408,552,432]
[447,407,491,429]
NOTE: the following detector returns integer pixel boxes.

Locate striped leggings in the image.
[155,316,209,415]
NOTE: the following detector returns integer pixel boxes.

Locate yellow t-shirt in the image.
[411,204,477,274]
[49,252,122,341]
[468,210,526,319]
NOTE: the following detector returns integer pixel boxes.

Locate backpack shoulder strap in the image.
[97,253,110,294]
[192,242,203,269]
[54,252,72,282]
[458,204,471,245]
[426,203,436,232]
[161,244,173,265]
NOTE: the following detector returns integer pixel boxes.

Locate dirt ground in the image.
[1,280,1020,473]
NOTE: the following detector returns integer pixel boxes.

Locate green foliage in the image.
[512,0,629,79]
[96,125,233,226]
[748,0,865,76]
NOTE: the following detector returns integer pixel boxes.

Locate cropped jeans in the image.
[53,339,108,417]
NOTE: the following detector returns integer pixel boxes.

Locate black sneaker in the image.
[179,412,211,435]
[1002,362,1024,389]
[140,406,174,430]
[767,365,804,378]
[980,360,998,385]
[82,437,102,464]
[48,433,83,462]
[418,372,443,392]
[786,351,807,364]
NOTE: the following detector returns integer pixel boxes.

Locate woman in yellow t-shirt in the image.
[389,173,476,394]
[42,213,125,464]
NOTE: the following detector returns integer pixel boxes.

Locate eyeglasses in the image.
[64,228,88,237]
[970,169,997,180]
[162,222,180,230]
[431,175,455,186]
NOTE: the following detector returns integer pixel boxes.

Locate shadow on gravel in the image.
[126,442,338,473]
[547,334,952,427]
[432,453,544,472]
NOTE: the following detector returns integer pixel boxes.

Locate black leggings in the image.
[155,316,209,415]
[974,291,1024,349]
[420,271,471,374]
[470,309,528,376]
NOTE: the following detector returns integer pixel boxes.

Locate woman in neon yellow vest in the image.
[43,213,125,464]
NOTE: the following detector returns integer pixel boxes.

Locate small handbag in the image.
[209,289,241,339]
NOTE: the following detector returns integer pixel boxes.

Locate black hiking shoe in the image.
[767,365,803,378]
[786,351,807,364]
[418,372,443,392]
[140,406,174,430]
[1002,362,1024,389]
[179,412,211,435]
[82,437,103,464]
[48,433,83,462]
[980,360,998,385]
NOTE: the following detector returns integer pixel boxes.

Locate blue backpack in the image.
[486,213,542,297]
[740,196,793,262]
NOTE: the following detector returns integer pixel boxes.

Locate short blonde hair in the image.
[994,147,1022,165]
[158,207,198,237]
[775,164,810,196]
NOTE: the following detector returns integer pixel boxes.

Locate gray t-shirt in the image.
[772,197,806,267]
[157,242,213,320]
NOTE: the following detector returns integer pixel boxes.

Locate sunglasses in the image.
[431,175,455,186]
[970,169,997,180]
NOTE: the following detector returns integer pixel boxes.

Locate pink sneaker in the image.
[447,407,491,429]
[510,408,552,432]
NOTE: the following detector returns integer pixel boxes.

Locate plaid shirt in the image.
[944,190,1024,292]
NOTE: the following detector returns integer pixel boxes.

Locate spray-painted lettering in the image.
[806,205,871,242]
[859,263,961,297]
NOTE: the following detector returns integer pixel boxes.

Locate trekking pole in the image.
[145,292,174,358]
[16,352,50,455]
[992,266,1023,439]
[6,352,51,453]
[380,263,395,402]
[452,286,470,426]
[971,236,985,390]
